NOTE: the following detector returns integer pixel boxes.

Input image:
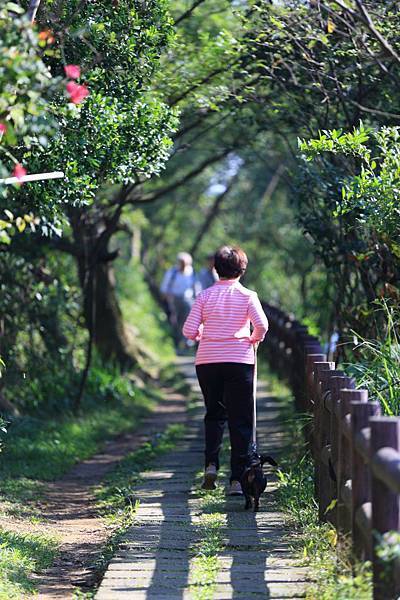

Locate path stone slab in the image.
[95,358,310,599]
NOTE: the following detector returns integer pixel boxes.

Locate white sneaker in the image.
[228,480,243,496]
[202,464,217,490]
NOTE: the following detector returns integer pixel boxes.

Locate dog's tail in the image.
[260,455,278,467]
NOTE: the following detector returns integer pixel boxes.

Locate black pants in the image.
[196,362,254,482]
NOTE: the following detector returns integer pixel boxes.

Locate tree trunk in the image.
[28,0,42,22]
[71,213,141,371]
[92,262,136,369]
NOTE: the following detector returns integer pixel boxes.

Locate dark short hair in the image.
[214,246,248,278]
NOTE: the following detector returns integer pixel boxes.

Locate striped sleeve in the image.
[248,293,269,343]
[182,293,204,341]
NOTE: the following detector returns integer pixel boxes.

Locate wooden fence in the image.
[261,302,400,600]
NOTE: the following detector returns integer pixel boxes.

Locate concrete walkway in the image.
[95,358,309,599]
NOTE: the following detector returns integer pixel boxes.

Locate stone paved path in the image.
[95,358,309,599]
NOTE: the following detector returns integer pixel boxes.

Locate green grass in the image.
[0,261,180,598]
[189,486,226,600]
[0,380,160,598]
[190,514,225,600]
[95,423,186,521]
[116,258,175,364]
[188,442,229,600]
[72,591,95,600]
[0,478,46,521]
[344,302,400,416]
[0,528,58,599]
[0,409,185,599]
[0,376,165,596]
[265,365,373,600]
[2,390,155,480]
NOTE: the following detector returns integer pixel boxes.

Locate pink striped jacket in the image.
[182,278,269,365]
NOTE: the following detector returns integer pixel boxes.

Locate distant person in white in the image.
[160,252,201,350]
[198,253,218,290]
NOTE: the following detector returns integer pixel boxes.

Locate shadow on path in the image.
[95,358,203,599]
[95,358,310,599]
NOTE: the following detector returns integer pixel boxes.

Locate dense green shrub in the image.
[298,126,400,343]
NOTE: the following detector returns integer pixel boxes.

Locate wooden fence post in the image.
[318,369,343,522]
[303,343,324,411]
[305,354,326,452]
[305,354,326,410]
[313,361,335,501]
[337,385,356,534]
[351,398,380,560]
[370,417,400,600]
[329,376,351,529]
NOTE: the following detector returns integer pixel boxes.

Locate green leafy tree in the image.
[298,125,400,339]
[8,0,178,370]
[0,4,62,241]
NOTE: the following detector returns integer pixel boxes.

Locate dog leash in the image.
[251,342,259,454]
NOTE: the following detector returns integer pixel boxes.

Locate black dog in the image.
[240,454,278,512]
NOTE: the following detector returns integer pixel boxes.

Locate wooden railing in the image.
[261,302,400,600]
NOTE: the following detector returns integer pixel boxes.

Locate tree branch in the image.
[190,172,239,256]
[355,1,400,63]
[347,99,400,120]
[332,0,400,66]
[138,150,232,204]
[91,184,130,263]
[252,163,285,225]
[174,0,208,26]
[34,234,80,257]
[169,65,234,107]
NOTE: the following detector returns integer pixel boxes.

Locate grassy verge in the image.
[0,529,58,600]
[266,367,372,600]
[0,373,185,599]
[0,381,159,515]
[0,386,156,600]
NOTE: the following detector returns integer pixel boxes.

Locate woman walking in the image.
[182,246,269,495]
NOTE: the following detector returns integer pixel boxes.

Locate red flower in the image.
[0,124,6,136]
[13,164,27,182]
[66,81,90,104]
[64,64,81,80]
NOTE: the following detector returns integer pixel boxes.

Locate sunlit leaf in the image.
[16,217,26,233]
